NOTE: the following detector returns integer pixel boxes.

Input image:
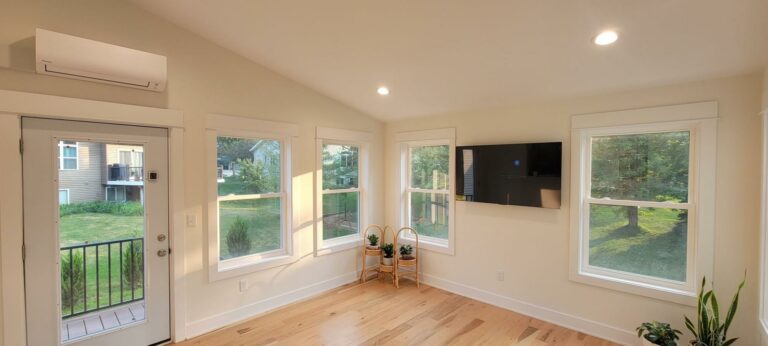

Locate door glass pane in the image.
[590,131,689,202]
[588,204,688,282]
[322,144,358,190]
[322,192,359,240]
[58,141,146,342]
[409,191,449,239]
[219,197,282,260]
[217,136,281,196]
[410,145,449,190]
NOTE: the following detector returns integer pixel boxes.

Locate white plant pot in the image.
[383,257,393,266]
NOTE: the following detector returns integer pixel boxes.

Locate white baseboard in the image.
[185,271,359,339]
[421,273,638,346]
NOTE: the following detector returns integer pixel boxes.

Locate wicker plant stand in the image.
[394,227,419,288]
[360,224,386,283]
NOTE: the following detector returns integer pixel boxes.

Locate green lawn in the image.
[588,205,687,281]
[59,211,144,317]
[219,198,282,259]
[322,192,358,240]
[60,213,144,246]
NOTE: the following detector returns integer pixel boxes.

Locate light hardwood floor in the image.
[176,279,620,345]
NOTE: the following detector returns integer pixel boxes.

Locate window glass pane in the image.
[322,144,358,190]
[410,145,449,190]
[322,192,359,240]
[217,137,281,196]
[219,198,282,260]
[62,146,77,158]
[62,158,77,170]
[591,131,689,202]
[410,191,449,239]
[58,190,69,205]
[588,204,687,282]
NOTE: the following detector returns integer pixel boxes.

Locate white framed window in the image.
[396,128,455,254]
[315,127,371,255]
[206,114,297,280]
[58,140,78,170]
[58,189,70,205]
[569,102,717,305]
[106,186,127,202]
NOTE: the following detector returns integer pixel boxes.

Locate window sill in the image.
[400,236,453,255]
[209,253,296,281]
[316,234,361,256]
[570,269,696,306]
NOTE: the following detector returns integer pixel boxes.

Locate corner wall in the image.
[385,73,764,345]
[0,0,384,342]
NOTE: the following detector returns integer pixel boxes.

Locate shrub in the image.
[381,243,394,258]
[60,201,143,217]
[122,241,144,294]
[60,250,85,313]
[226,217,252,257]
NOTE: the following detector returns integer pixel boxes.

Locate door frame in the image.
[0,89,186,346]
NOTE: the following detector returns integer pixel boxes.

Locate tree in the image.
[322,145,358,189]
[61,250,85,313]
[591,132,689,229]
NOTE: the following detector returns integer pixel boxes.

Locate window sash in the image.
[318,140,363,245]
[404,190,450,243]
[579,124,697,293]
[218,195,285,263]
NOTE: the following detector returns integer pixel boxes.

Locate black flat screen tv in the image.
[456,142,562,208]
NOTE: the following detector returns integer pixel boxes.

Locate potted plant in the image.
[381,243,394,265]
[367,233,379,249]
[636,321,681,346]
[684,275,745,346]
[399,244,414,260]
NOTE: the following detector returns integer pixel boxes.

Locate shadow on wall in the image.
[8,36,36,72]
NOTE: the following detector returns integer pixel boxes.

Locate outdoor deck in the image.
[61,301,145,343]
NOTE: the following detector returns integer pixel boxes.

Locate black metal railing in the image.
[108,164,144,182]
[60,237,144,319]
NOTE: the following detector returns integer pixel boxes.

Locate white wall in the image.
[385,73,764,345]
[0,0,384,343]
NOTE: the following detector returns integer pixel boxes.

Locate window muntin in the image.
[58,141,78,170]
[321,144,360,241]
[582,128,693,287]
[407,144,450,241]
[216,136,284,261]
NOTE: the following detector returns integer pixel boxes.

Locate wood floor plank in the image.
[174,281,620,346]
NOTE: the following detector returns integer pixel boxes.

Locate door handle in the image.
[157,249,168,257]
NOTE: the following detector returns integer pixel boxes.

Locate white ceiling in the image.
[130,0,768,120]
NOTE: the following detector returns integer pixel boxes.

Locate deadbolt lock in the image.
[157,234,167,242]
[157,249,168,257]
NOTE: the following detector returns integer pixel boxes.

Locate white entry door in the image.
[22,118,170,346]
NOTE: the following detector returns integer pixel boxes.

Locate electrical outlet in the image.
[239,279,248,293]
[496,271,505,282]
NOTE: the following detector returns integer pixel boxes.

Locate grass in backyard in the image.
[588,205,687,281]
[219,198,282,259]
[60,213,144,247]
[59,207,145,317]
[322,192,359,240]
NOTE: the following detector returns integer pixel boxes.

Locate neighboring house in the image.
[249,140,280,170]
[58,141,144,205]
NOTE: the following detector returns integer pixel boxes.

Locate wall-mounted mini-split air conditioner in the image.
[35,28,167,92]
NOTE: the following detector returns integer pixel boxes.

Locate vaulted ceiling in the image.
[130,0,768,120]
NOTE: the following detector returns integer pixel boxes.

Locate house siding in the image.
[59,142,104,203]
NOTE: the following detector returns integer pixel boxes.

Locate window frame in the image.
[569,102,717,306]
[396,128,455,255]
[58,140,78,170]
[314,127,371,256]
[205,114,297,281]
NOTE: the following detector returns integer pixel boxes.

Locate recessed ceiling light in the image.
[593,31,619,46]
[377,86,390,96]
